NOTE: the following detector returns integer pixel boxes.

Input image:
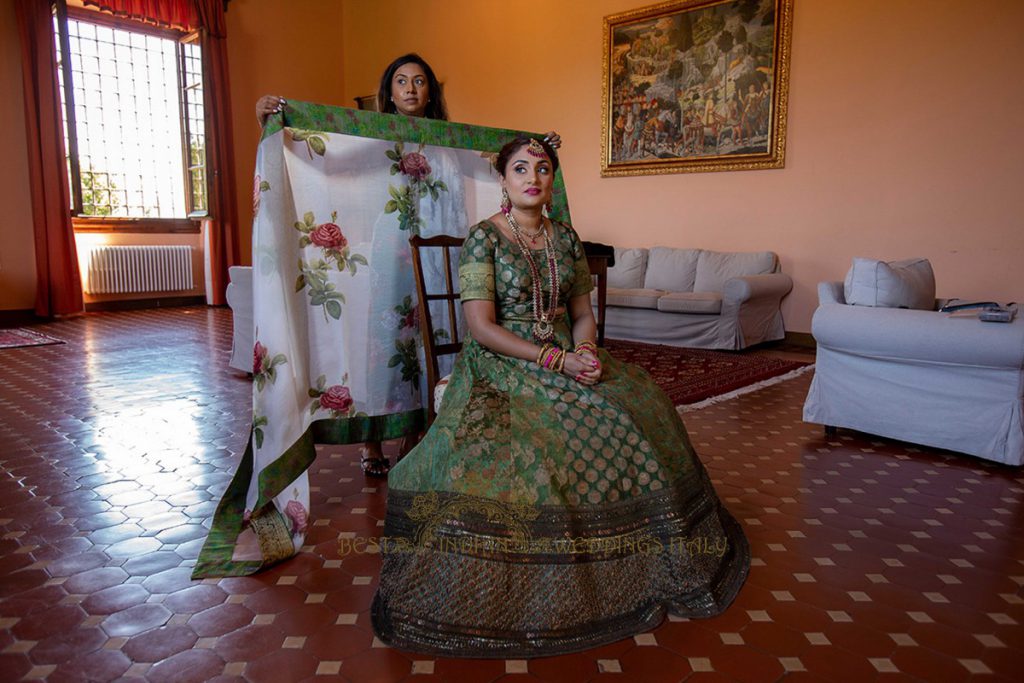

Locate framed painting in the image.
[602,0,793,176]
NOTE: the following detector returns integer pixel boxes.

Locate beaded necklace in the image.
[504,210,559,342]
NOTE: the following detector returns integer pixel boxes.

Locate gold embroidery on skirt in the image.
[249,505,296,565]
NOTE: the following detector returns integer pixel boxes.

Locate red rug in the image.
[605,338,812,408]
[0,328,65,349]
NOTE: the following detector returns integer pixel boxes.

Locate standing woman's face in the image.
[390,63,430,117]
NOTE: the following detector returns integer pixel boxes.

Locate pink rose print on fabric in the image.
[294,210,368,322]
[387,295,425,394]
[398,151,432,180]
[253,341,267,374]
[404,306,417,330]
[284,499,308,536]
[309,222,348,250]
[319,385,353,413]
[308,374,356,417]
[384,142,448,235]
[252,341,287,391]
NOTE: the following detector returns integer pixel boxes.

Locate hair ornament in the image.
[527,138,548,158]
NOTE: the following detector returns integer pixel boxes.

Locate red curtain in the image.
[195,0,240,306]
[82,0,199,31]
[16,0,84,318]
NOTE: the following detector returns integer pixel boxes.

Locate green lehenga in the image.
[371,219,749,657]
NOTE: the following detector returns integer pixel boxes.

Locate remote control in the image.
[979,308,1016,323]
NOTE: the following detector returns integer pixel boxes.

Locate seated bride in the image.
[371,136,749,657]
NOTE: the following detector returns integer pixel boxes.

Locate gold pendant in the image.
[533,320,554,341]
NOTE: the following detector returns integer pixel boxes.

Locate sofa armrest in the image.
[812,303,1024,367]
[722,273,793,305]
[818,281,844,305]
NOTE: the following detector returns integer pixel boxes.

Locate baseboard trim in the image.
[784,331,816,349]
[0,309,43,328]
[85,296,207,312]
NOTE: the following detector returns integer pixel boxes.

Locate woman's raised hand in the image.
[543,131,562,149]
[256,95,286,127]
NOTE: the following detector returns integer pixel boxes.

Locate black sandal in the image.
[360,454,390,477]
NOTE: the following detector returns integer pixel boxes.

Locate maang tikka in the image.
[527,138,547,158]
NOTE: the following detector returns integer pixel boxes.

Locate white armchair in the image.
[803,281,1024,466]
[225,265,254,373]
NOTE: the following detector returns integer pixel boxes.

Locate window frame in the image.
[57,3,208,234]
[178,30,207,220]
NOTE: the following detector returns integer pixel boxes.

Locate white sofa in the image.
[598,246,792,350]
[803,280,1024,466]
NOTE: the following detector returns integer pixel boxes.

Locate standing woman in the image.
[255,54,561,478]
[372,137,748,657]
[360,54,458,476]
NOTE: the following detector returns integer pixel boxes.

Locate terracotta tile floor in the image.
[1,306,1022,682]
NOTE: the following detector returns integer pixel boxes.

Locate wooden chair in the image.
[586,254,610,347]
[409,235,464,426]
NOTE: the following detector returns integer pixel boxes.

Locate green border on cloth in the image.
[263,100,572,224]
[193,411,425,577]
[311,409,424,445]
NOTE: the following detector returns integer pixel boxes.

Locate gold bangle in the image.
[574,340,597,355]
[536,343,552,366]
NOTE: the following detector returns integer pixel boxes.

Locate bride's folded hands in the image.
[563,351,601,385]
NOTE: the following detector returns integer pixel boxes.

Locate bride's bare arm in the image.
[462,300,541,362]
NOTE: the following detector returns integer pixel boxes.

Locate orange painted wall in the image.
[0,0,39,310]
[6,0,1022,328]
[341,0,1024,332]
[226,0,346,264]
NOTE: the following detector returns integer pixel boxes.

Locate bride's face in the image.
[502,146,553,212]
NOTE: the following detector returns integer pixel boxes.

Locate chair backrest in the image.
[585,254,609,346]
[409,235,465,426]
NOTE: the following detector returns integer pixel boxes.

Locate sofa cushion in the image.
[657,292,723,314]
[693,250,776,292]
[606,287,664,309]
[642,247,701,292]
[844,257,935,310]
[606,247,648,289]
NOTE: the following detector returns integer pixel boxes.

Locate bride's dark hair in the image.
[494,137,560,176]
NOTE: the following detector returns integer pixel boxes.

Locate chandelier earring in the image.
[500,187,511,214]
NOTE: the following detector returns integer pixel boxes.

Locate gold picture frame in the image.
[602,0,793,176]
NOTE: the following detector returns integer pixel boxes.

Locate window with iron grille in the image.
[54,6,207,227]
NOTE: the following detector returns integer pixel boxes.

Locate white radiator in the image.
[85,245,194,294]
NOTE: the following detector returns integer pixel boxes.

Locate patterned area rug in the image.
[605,338,813,410]
[0,328,65,349]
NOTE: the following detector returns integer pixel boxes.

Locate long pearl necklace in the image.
[505,210,559,342]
